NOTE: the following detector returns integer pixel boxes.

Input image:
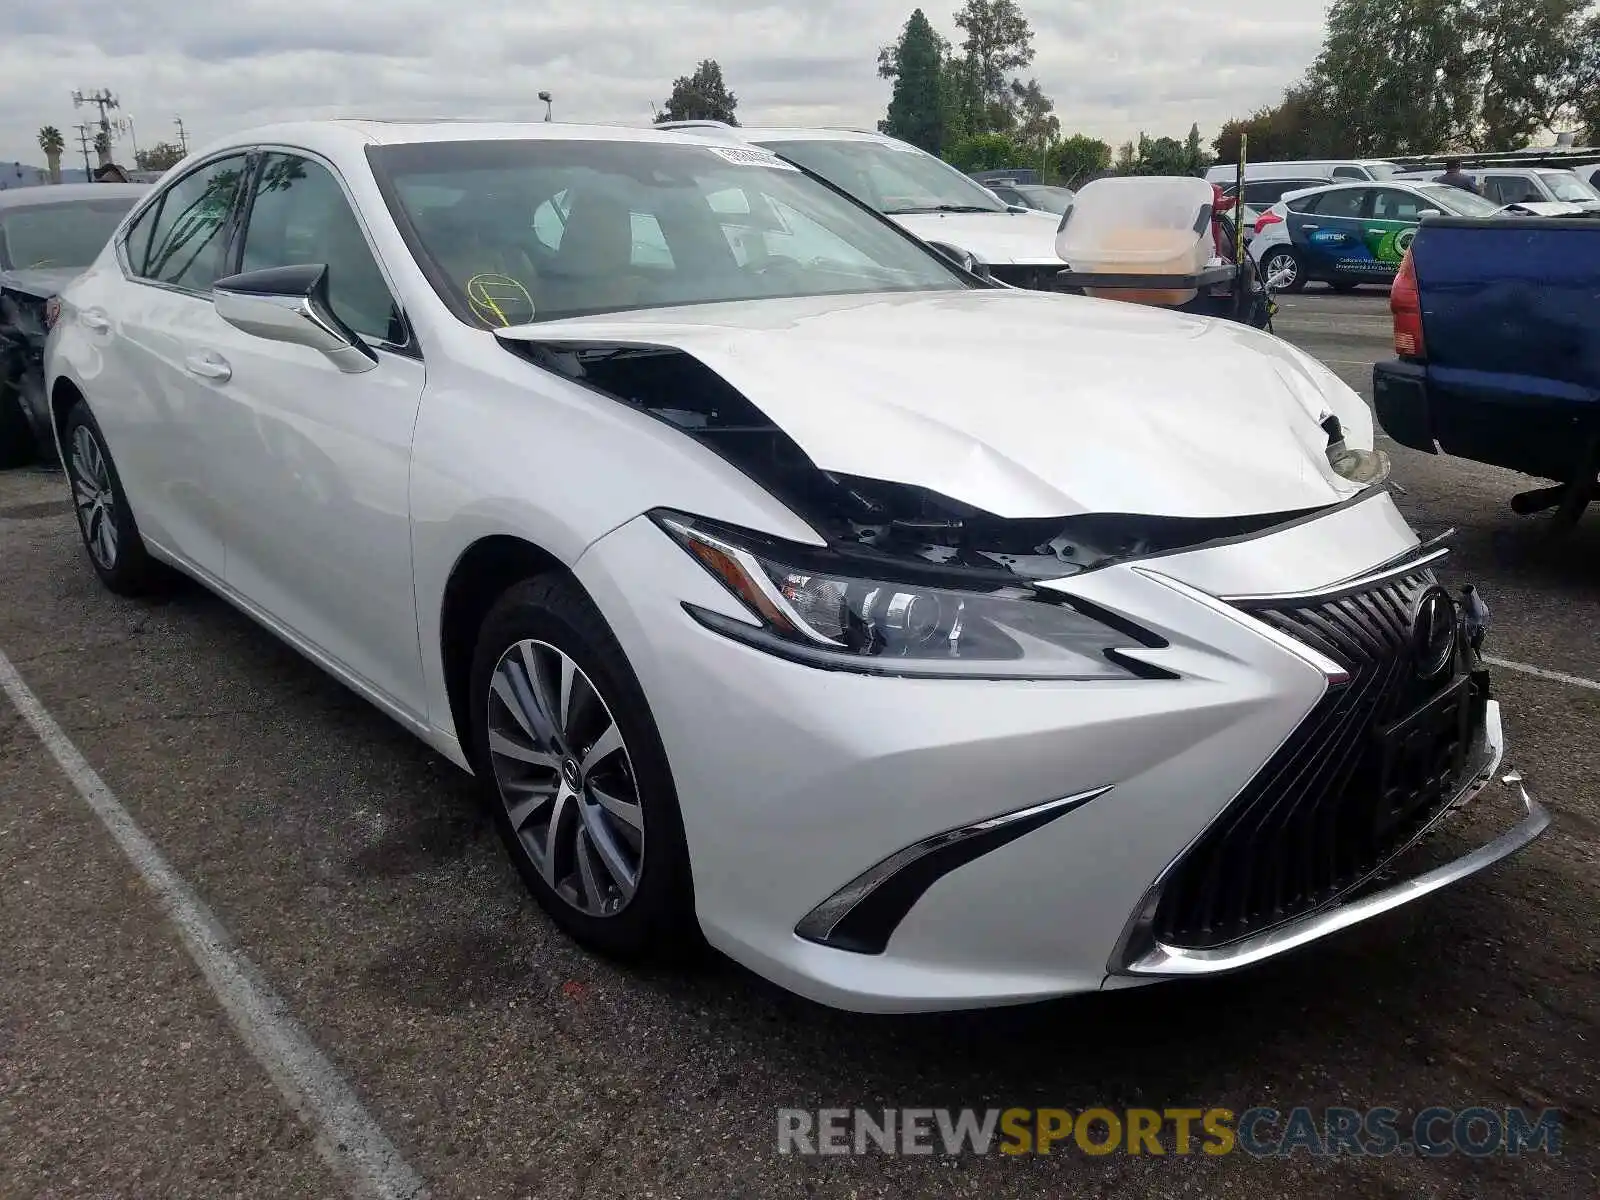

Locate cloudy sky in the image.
[1,0,1331,168]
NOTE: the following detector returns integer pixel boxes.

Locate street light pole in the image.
[539,91,553,122]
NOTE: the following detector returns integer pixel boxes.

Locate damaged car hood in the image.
[887,209,1065,266]
[497,289,1376,521]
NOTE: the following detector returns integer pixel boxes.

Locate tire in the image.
[1261,247,1307,293]
[468,574,699,962]
[0,381,37,468]
[61,399,166,595]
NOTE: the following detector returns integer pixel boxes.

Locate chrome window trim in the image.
[113,148,254,293]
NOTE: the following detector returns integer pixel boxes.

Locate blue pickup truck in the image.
[1373,212,1600,529]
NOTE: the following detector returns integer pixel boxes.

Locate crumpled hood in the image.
[0,267,82,299]
[498,289,1376,521]
[888,209,1065,266]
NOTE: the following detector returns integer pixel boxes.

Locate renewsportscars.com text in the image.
[777,1106,1563,1158]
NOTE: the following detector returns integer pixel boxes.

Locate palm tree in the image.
[38,126,64,184]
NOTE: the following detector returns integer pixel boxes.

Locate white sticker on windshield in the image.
[706,145,799,170]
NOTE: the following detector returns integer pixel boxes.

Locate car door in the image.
[1362,188,1432,279]
[99,152,253,577]
[200,149,429,715]
[1286,186,1367,279]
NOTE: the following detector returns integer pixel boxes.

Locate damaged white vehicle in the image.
[45,121,1548,1012]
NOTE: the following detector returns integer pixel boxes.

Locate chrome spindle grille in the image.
[1152,567,1487,950]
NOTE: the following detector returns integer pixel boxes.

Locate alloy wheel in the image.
[69,425,119,570]
[1265,251,1297,286]
[486,639,645,917]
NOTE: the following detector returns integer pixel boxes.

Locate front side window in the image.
[753,138,1008,215]
[0,196,141,271]
[238,153,402,342]
[1483,175,1535,205]
[370,138,971,327]
[137,155,250,290]
[1370,189,1429,221]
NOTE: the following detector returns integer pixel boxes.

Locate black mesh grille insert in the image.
[1150,567,1489,950]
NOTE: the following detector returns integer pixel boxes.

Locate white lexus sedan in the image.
[43,121,1548,1013]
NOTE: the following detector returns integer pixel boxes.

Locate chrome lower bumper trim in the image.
[1117,702,1551,978]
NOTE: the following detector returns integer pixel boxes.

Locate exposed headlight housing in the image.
[653,511,1171,680]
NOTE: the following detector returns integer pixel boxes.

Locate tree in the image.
[1467,0,1592,149]
[1304,0,1476,155]
[878,9,949,152]
[952,0,1036,133]
[1010,77,1060,159]
[1183,123,1212,175]
[944,131,1027,172]
[1048,134,1111,186]
[37,125,64,184]
[135,142,186,172]
[654,59,739,125]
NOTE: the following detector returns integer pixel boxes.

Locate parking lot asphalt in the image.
[2,286,1596,1199]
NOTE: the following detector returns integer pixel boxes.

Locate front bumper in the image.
[1111,700,1548,979]
[574,497,1549,1013]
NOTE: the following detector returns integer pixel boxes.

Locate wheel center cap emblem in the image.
[561,757,582,790]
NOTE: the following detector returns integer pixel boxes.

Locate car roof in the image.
[179,118,781,164]
[0,182,149,210]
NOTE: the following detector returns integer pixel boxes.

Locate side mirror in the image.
[212,264,377,374]
[1417,208,1442,219]
[926,240,991,280]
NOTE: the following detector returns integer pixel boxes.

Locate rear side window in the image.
[1308,188,1367,219]
[1243,179,1321,205]
[1332,165,1367,180]
[136,154,250,290]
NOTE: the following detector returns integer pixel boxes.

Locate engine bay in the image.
[512,340,1321,579]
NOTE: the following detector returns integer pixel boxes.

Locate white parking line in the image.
[1484,655,1600,693]
[0,648,428,1200]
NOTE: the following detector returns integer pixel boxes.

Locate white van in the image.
[1204,160,1403,209]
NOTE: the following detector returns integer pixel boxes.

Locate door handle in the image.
[183,351,232,383]
[80,308,111,332]
[1300,224,1320,230]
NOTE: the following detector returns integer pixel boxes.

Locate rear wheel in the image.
[62,400,166,595]
[468,574,698,962]
[1261,247,1307,293]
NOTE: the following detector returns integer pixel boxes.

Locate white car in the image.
[44,120,1547,1013]
[658,122,1069,290]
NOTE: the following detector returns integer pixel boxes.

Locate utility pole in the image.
[72,88,120,166]
[174,116,189,154]
[73,123,95,179]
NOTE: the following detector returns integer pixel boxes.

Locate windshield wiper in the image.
[882,204,1002,215]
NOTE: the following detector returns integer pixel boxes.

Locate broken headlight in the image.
[653,511,1167,679]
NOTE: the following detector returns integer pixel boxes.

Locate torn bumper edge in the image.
[1110,700,1551,980]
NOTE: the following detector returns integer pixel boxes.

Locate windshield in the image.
[1417,184,1501,216]
[1538,170,1600,202]
[369,139,971,326]
[0,197,137,270]
[1017,185,1074,214]
[752,138,1009,215]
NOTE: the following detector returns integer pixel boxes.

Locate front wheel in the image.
[468,574,699,962]
[1260,247,1307,293]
